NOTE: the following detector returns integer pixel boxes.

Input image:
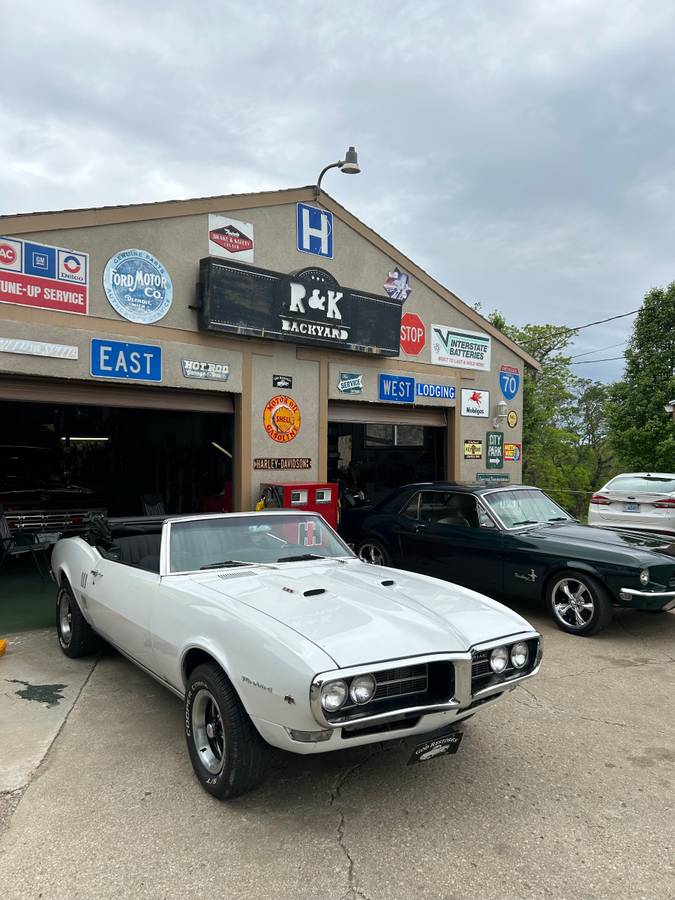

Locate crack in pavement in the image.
[329,746,385,900]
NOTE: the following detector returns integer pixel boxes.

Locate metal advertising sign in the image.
[103,249,173,324]
[460,388,490,418]
[181,359,230,381]
[431,325,491,372]
[0,338,78,360]
[476,472,510,483]
[263,395,301,443]
[296,203,333,259]
[0,236,88,315]
[464,439,483,460]
[208,215,254,262]
[504,442,521,462]
[253,458,311,470]
[198,260,401,356]
[416,382,456,401]
[507,410,519,428]
[273,374,293,389]
[499,364,520,400]
[384,268,412,302]
[378,374,415,403]
[337,372,363,394]
[486,431,504,469]
[90,339,162,382]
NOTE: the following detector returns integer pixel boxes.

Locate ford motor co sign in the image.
[197,259,401,356]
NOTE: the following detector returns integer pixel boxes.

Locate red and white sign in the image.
[460,387,490,418]
[400,312,426,355]
[0,236,88,315]
[208,215,254,262]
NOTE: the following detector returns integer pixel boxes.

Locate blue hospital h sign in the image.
[296,203,334,259]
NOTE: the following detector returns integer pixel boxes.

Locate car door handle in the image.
[90,569,103,581]
[414,524,427,533]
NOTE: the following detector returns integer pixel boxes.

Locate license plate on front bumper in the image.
[37,532,61,544]
[623,503,639,512]
[407,729,463,765]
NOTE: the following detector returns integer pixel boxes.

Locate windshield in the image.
[0,446,58,485]
[168,514,353,573]
[483,488,572,529]
[606,475,675,494]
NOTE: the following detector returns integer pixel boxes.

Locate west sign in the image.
[197,259,401,356]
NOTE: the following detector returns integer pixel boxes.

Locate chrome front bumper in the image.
[619,587,675,610]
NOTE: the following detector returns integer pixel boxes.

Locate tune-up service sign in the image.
[103,249,173,324]
[0,236,88,314]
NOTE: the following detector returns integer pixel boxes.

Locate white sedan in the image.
[51,511,542,800]
[589,472,675,535]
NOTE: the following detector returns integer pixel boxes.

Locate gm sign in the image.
[297,203,333,259]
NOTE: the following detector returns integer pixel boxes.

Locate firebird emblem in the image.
[515,568,537,583]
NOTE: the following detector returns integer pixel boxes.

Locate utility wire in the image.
[570,309,640,330]
[569,340,628,359]
[571,355,625,364]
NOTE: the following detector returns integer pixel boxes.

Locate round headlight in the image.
[510,641,529,669]
[640,569,650,586]
[349,674,376,705]
[320,680,348,712]
[490,646,509,673]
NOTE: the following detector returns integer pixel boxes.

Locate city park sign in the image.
[197,259,402,356]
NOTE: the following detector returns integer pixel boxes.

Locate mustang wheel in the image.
[56,580,101,658]
[184,663,269,800]
[546,571,613,636]
[356,538,391,566]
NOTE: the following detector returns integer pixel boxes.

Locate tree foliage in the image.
[606,283,675,471]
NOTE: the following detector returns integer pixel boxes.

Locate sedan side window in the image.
[401,493,421,520]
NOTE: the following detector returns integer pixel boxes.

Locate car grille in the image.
[371,665,428,702]
[471,638,539,695]
[6,508,107,535]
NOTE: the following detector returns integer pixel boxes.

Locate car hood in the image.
[189,559,535,669]
[524,522,675,558]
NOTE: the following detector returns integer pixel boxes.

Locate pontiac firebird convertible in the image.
[51,511,542,799]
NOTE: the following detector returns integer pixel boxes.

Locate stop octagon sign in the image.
[400,312,426,355]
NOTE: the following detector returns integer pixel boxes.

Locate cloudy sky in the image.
[2,0,674,381]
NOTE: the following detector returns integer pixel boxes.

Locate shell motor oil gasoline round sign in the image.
[263,395,301,443]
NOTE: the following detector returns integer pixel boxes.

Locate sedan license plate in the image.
[623,503,640,513]
[408,729,463,765]
[37,532,61,544]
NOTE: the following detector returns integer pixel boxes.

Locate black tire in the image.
[546,570,613,636]
[56,580,101,657]
[184,663,269,800]
[356,537,391,566]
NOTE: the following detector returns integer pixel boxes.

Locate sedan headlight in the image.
[490,646,509,673]
[640,569,650,586]
[349,674,376,705]
[510,641,529,668]
[320,680,348,711]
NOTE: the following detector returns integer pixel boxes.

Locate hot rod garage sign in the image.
[197,260,401,356]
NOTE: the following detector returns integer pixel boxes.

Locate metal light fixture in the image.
[664,400,675,416]
[315,146,361,198]
[492,399,508,429]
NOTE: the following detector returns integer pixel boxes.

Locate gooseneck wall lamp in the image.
[314,146,361,198]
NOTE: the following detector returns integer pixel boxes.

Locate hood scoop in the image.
[380,579,395,587]
[303,588,326,597]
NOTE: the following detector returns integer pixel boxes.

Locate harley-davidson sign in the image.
[197,259,401,355]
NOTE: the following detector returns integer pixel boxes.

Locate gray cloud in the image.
[2,0,675,382]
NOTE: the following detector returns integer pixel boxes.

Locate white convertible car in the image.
[51,511,542,799]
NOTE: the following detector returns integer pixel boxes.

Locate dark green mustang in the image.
[345,483,675,636]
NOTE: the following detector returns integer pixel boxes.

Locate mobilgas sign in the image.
[91,339,162,382]
[103,249,173,324]
[197,259,401,356]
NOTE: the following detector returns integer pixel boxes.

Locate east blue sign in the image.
[379,374,415,403]
[296,203,333,259]
[91,339,162,382]
[499,365,520,400]
[416,381,456,400]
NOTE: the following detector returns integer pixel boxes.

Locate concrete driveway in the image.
[1,603,674,900]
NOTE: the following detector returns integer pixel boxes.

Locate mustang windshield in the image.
[168,514,353,573]
[483,489,572,529]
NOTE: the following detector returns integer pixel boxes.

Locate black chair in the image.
[140,494,166,517]
[0,514,54,583]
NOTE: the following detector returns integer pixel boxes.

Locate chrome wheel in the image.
[191,688,225,775]
[551,577,595,629]
[358,542,386,566]
[58,590,72,645]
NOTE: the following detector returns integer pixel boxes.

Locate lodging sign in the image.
[198,260,401,356]
[0,236,88,315]
[431,325,491,372]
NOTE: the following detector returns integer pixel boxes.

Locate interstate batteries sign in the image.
[431,325,491,372]
[197,259,401,356]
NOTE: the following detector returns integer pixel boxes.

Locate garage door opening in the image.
[327,402,447,506]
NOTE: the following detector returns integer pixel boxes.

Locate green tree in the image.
[606,283,675,471]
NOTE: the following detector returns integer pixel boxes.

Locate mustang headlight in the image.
[510,641,529,669]
[349,674,376,705]
[320,680,348,712]
[490,646,509,673]
[640,569,650,586]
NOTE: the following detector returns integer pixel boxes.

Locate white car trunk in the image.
[596,489,675,531]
